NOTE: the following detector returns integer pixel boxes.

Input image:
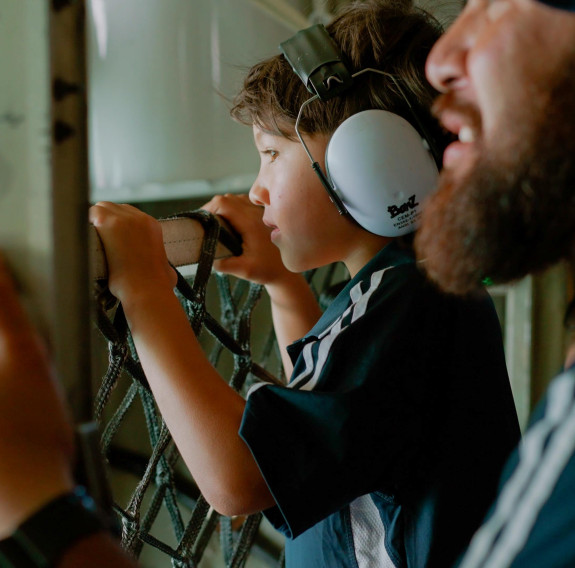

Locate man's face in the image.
[415,0,575,295]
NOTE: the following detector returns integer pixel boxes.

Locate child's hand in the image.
[202,194,291,285]
[89,202,177,303]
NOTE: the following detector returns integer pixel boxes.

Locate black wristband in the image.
[0,487,106,568]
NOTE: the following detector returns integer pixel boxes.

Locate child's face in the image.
[249,125,354,273]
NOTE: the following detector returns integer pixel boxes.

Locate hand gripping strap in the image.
[90,212,242,281]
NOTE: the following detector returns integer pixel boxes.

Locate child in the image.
[89,1,520,566]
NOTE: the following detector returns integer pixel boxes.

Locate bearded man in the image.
[415,0,575,565]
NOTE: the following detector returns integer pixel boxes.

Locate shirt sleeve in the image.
[455,370,575,568]
[239,263,452,538]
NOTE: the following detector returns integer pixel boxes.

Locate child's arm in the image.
[202,194,322,376]
[89,202,274,517]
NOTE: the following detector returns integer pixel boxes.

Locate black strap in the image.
[0,487,107,568]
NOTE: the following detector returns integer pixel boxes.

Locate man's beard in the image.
[415,66,575,296]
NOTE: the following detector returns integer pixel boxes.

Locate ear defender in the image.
[325,110,438,237]
[280,24,440,237]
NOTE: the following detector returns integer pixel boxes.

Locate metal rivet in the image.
[52,0,77,12]
[54,120,76,143]
[53,78,82,101]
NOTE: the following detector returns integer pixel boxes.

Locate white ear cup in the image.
[325,109,438,237]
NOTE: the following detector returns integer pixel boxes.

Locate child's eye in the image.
[264,149,279,163]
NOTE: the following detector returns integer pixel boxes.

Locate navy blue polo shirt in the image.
[240,242,520,568]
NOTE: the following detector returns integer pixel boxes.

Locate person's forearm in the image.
[265,273,322,377]
[121,287,274,515]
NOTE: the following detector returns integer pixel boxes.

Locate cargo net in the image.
[92,210,344,568]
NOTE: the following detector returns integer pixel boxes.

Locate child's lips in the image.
[262,217,277,231]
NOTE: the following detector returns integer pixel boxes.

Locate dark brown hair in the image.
[230,0,445,148]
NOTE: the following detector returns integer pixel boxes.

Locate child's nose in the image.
[249,177,269,206]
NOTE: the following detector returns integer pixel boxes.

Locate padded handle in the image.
[90,215,243,280]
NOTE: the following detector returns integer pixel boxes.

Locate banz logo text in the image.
[387,195,419,219]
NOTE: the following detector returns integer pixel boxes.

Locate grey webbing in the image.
[94,210,284,567]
